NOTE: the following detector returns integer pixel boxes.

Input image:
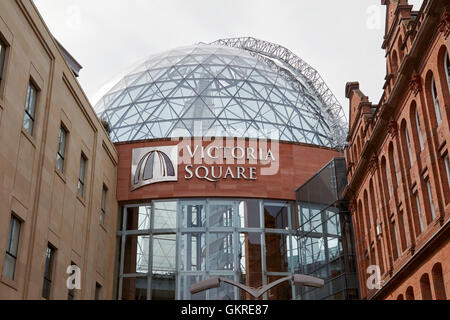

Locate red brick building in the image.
[344,0,449,300]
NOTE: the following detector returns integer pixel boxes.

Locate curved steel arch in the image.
[210,37,348,148]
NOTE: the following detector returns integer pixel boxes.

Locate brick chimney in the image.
[345,82,370,130]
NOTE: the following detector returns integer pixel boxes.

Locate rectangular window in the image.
[100,186,107,225]
[415,194,424,233]
[95,283,102,300]
[0,39,6,86]
[23,82,38,136]
[2,215,21,280]
[445,155,450,190]
[400,212,409,249]
[77,155,87,198]
[385,165,392,198]
[405,128,414,165]
[415,110,424,151]
[392,221,401,259]
[42,244,56,299]
[393,150,401,187]
[56,126,67,173]
[426,180,436,220]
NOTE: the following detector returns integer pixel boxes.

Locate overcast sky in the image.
[33,0,423,119]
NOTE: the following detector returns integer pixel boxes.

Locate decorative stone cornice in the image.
[387,119,398,138]
[369,155,379,175]
[409,74,422,96]
[438,10,450,39]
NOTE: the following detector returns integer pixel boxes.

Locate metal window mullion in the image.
[147,203,155,300]
[118,207,127,300]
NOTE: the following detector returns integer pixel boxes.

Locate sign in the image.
[131,142,278,191]
[131,146,178,191]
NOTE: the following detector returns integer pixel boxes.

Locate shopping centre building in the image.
[0,0,447,300]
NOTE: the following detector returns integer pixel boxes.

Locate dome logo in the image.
[131,146,178,191]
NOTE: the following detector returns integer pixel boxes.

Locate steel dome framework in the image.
[96,37,348,148]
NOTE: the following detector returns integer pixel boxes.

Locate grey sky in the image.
[33,0,423,120]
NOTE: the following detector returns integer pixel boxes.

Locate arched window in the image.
[445,51,449,91]
[431,76,443,125]
[397,294,404,300]
[389,143,400,188]
[431,263,447,300]
[392,50,399,74]
[414,192,425,233]
[363,190,371,233]
[382,158,392,199]
[402,123,414,167]
[369,180,378,224]
[420,274,433,300]
[413,105,424,151]
[406,286,415,300]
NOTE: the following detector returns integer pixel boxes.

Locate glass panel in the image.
[0,40,6,82]
[122,277,148,300]
[58,127,67,157]
[267,275,292,300]
[151,235,176,300]
[179,275,206,300]
[152,235,176,274]
[126,206,151,230]
[208,233,234,270]
[264,203,289,230]
[265,233,289,273]
[9,218,21,256]
[23,113,34,136]
[180,233,206,271]
[238,200,261,228]
[209,201,234,228]
[124,235,150,274]
[181,202,206,228]
[209,275,236,300]
[153,202,177,229]
[2,254,16,280]
[239,232,263,299]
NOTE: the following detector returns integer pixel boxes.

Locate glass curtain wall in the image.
[117,199,298,300]
[295,158,359,300]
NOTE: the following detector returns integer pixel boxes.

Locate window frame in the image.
[42,244,56,299]
[2,215,21,280]
[56,125,68,173]
[445,51,449,91]
[414,193,424,233]
[425,179,436,221]
[415,108,424,151]
[0,38,7,86]
[23,81,38,136]
[100,185,108,225]
[431,76,443,125]
[77,154,87,198]
[405,126,414,166]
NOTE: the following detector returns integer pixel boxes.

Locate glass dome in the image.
[96,39,346,147]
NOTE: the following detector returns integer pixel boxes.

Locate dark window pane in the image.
[3,216,21,280]
[42,245,56,299]
[0,40,6,83]
[23,82,37,135]
[264,203,289,229]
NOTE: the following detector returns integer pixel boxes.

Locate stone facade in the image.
[344,0,450,300]
[0,0,118,299]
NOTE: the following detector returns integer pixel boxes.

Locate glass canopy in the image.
[96,43,337,147]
